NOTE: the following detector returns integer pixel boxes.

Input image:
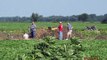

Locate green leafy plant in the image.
[19,36,84,60]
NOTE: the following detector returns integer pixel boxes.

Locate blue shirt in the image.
[67,24,72,30]
[30,24,36,32]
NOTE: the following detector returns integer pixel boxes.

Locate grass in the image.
[0,22,107,32]
[0,40,107,60]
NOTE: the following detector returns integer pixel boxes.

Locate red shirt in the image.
[58,24,63,31]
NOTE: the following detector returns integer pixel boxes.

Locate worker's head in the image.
[32,21,35,24]
[59,22,62,24]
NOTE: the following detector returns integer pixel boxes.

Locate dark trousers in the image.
[30,31,35,38]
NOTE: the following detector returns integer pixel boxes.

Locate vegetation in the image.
[21,37,84,60]
[0,22,106,40]
[101,19,107,24]
[0,22,106,32]
[82,40,107,60]
[0,22,106,60]
[31,13,42,22]
[0,40,36,60]
[0,39,107,60]
[78,13,88,22]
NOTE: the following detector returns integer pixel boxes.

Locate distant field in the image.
[0,22,106,40]
[0,22,107,32]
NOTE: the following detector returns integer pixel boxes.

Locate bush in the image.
[101,19,107,24]
[17,36,84,60]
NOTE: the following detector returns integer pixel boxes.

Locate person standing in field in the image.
[29,22,36,38]
[58,22,63,40]
[66,23,73,40]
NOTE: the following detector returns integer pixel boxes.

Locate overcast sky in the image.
[0,0,107,17]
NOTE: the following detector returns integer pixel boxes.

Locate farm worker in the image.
[29,22,36,38]
[66,23,73,40]
[58,22,63,40]
[23,33,29,40]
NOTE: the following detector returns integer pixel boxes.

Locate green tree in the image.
[101,19,107,24]
[31,13,42,22]
[88,14,97,21]
[104,14,107,19]
[78,13,88,22]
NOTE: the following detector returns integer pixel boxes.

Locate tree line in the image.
[0,13,107,23]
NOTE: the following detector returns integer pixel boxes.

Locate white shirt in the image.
[23,33,29,40]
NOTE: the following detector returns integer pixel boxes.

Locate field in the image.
[0,22,107,31]
[0,22,107,60]
[0,22,107,40]
[0,40,107,60]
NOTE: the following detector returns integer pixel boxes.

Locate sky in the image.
[0,0,107,17]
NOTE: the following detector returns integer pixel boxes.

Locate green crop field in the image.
[0,40,107,60]
[0,22,107,32]
[0,22,107,60]
[82,40,107,60]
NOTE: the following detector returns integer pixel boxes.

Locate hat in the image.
[59,22,62,23]
[67,23,69,24]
